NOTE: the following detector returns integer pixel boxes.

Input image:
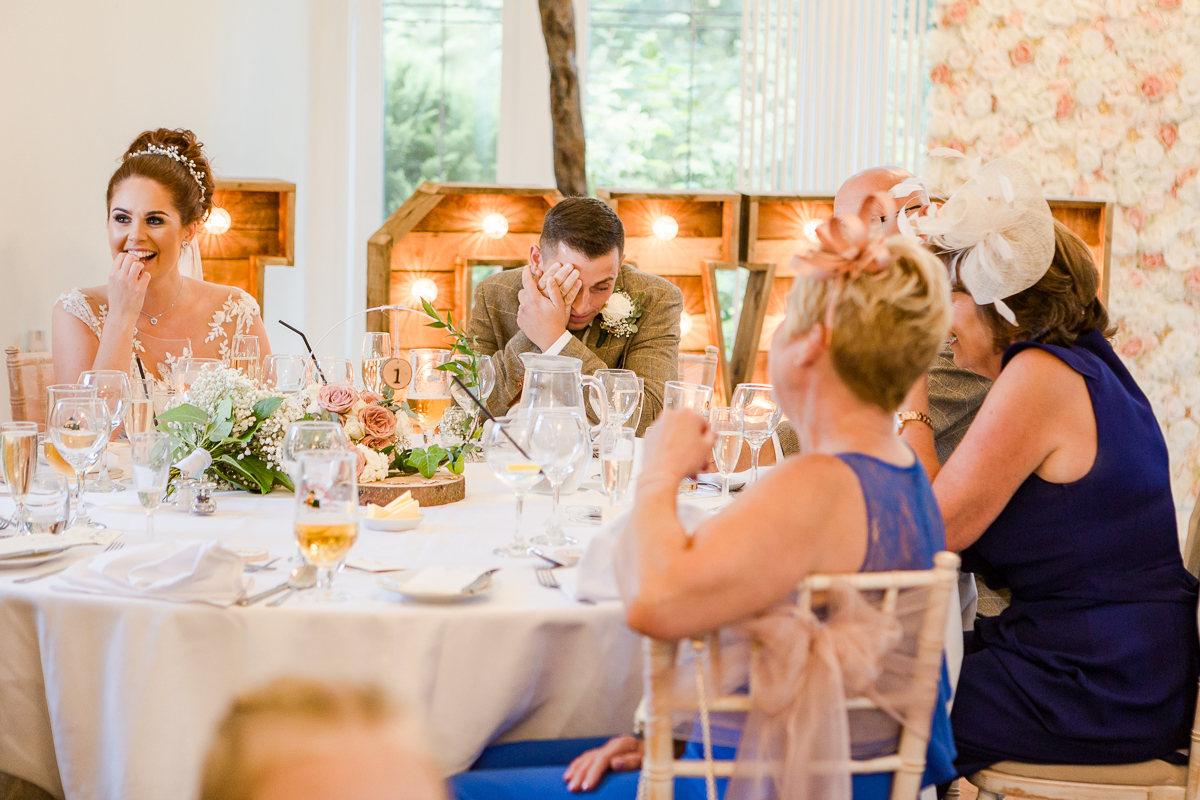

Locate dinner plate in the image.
[361,514,424,532]
[376,572,494,603]
[0,548,70,570]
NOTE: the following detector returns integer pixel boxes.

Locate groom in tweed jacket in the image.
[468,197,683,435]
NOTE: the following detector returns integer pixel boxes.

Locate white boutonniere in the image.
[597,289,647,346]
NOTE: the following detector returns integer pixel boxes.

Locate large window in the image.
[586,0,742,190]
[383,0,503,215]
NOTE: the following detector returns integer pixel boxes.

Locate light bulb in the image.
[652,215,679,241]
[679,311,694,337]
[802,219,822,243]
[482,213,509,239]
[204,207,232,236]
[410,278,439,304]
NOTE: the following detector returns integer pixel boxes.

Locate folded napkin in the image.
[0,528,119,559]
[57,540,250,606]
[401,565,495,595]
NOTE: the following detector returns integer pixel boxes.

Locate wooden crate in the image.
[1046,198,1113,305]
[198,179,295,308]
[366,183,562,349]
[596,189,741,402]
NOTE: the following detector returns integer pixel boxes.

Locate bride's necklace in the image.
[140,281,186,326]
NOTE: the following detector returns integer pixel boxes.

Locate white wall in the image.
[0,0,384,417]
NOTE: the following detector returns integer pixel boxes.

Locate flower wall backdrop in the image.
[925,0,1200,507]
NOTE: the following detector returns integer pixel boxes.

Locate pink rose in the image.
[360,434,395,451]
[354,448,368,478]
[949,80,967,98]
[1185,268,1200,293]
[317,382,358,414]
[1011,41,1033,66]
[1142,11,1164,32]
[1142,252,1166,270]
[360,390,384,405]
[930,64,952,84]
[947,0,970,24]
[1056,94,1076,119]
[1160,124,1179,149]
[1120,338,1145,358]
[359,404,398,440]
[1179,167,1198,186]
[1074,178,1092,197]
[999,130,1021,150]
[1007,11,1024,26]
[1127,207,1148,232]
[1127,269,1146,289]
[1143,75,1166,99]
[944,138,966,155]
[1159,0,1181,9]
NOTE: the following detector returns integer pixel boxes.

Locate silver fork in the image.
[14,540,124,584]
[535,567,560,589]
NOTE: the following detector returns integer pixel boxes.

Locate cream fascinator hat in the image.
[915,155,1054,325]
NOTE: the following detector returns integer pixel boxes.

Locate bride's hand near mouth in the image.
[106,251,152,323]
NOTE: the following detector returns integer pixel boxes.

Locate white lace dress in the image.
[58,287,261,381]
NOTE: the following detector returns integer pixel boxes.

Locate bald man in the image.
[774,166,992,464]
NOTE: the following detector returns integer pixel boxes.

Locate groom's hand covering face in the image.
[530,243,622,332]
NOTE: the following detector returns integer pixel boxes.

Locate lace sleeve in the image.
[206,289,263,359]
[57,289,104,339]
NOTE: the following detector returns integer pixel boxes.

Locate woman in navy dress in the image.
[902,166,1200,773]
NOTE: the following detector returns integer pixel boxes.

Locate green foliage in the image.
[156,401,293,495]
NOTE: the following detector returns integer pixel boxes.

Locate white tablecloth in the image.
[0,463,652,800]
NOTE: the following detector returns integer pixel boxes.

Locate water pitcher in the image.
[514,354,607,493]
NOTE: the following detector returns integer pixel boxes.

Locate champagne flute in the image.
[362,333,392,394]
[484,417,542,557]
[280,422,351,483]
[1,422,40,534]
[732,384,782,484]
[527,410,587,546]
[80,370,130,493]
[598,426,636,506]
[293,450,359,602]
[305,357,355,387]
[709,407,744,507]
[130,432,170,540]
[264,354,308,395]
[48,398,111,530]
[174,358,222,397]
[44,385,97,514]
[231,335,261,382]
[126,378,158,436]
[409,349,453,446]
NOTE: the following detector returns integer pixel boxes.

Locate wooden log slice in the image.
[358,471,465,507]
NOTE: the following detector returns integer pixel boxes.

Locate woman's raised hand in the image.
[643,409,717,482]
[562,734,644,792]
[106,252,152,322]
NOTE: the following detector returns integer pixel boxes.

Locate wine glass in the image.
[293,450,359,602]
[362,333,392,394]
[263,355,307,395]
[598,427,636,507]
[409,349,453,446]
[593,369,641,431]
[2,422,40,534]
[173,358,222,397]
[44,385,97,519]
[484,417,542,557]
[47,398,111,530]
[732,384,782,484]
[305,357,355,387]
[280,422,351,483]
[130,432,171,540]
[231,335,261,382]
[663,381,714,417]
[623,377,645,434]
[126,378,158,436]
[449,354,497,412]
[527,410,587,546]
[709,407,744,507]
[80,370,130,493]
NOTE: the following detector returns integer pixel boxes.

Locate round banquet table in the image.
[0,462,647,800]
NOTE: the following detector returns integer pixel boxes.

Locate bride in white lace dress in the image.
[52,128,271,384]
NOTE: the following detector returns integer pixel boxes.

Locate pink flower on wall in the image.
[1159,0,1182,9]
[1011,41,1033,65]
[1161,124,1179,148]
[1128,207,1148,232]
[1186,267,1200,294]
[1122,337,1147,358]
[947,0,970,24]
[1143,75,1167,99]
[1057,94,1076,119]
[1143,252,1166,270]
[931,64,952,84]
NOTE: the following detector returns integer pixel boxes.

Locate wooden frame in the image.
[366,183,562,345]
[596,189,741,402]
[199,178,296,309]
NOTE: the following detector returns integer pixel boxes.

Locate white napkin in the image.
[57,540,250,606]
[401,565,494,595]
[0,528,119,559]
[345,555,407,573]
[696,470,752,491]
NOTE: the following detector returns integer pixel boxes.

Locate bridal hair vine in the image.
[126,144,207,197]
[789,191,896,339]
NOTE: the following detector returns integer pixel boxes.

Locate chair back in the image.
[6,347,56,429]
[641,551,961,800]
[678,346,719,391]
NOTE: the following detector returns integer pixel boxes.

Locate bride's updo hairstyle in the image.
[106,128,215,227]
[785,225,951,412]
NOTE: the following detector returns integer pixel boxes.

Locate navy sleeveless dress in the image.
[951,330,1200,773]
[451,453,957,800]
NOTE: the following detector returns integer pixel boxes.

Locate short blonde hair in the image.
[784,236,951,411]
[200,678,443,800]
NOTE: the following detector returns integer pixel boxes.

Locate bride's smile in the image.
[107,176,189,276]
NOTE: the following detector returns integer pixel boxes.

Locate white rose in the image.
[602,293,633,323]
[1167,241,1198,273]
[1187,0,1200,15]
[344,418,364,441]
[1167,397,1189,425]
[974,51,1010,81]
[1116,179,1144,208]
[1075,78,1104,109]
[1079,28,1106,58]
[948,47,974,71]
[926,86,953,115]
[1092,55,1126,83]
[926,29,955,63]
[1076,143,1103,174]
[1042,0,1075,26]
[1162,329,1200,364]
[350,398,368,415]
[928,112,954,139]
[1136,138,1167,168]
[1180,376,1200,407]
[1179,73,1200,107]
[964,89,994,119]
[1163,95,1190,123]
[980,0,1012,14]
[1170,141,1199,167]
[1180,180,1200,209]
[1023,13,1051,40]
[1107,0,1137,19]
[1168,417,1200,453]
[1094,125,1124,150]
[1187,14,1200,41]
[1181,119,1200,147]
[1089,180,1118,202]
[997,27,1023,51]
[1031,120,1061,150]
[1169,302,1199,331]
[1026,94,1057,123]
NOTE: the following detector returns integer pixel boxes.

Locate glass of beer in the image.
[47,398,111,530]
[361,333,392,394]
[732,384,782,484]
[598,426,636,507]
[409,349,453,446]
[293,450,359,602]
[130,432,171,540]
[483,417,542,557]
[709,406,744,507]
[80,370,130,492]
[126,378,158,437]
[231,335,261,382]
[2,422,40,534]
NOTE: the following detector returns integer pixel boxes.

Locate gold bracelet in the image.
[895,411,933,434]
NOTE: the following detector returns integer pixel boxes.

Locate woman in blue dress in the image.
[900,158,1200,773]
[453,199,958,798]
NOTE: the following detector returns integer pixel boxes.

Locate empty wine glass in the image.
[305,357,355,387]
[263,355,308,395]
[130,432,171,540]
[449,354,497,413]
[231,335,261,381]
[709,406,744,507]
[732,384,782,484]
[598,427,636,506]
[594,369,641,431]
[362,333,392,394]
[409,349,453,446]
[280,422,350,483]
[80,370,130,493]
[174,358,222,397]
[623,377,646,434]
[126,377,158,437]
[2,422,40,534]
[527,411,587,546]
[293,450,359,603]
[48,398,111,530]
[663,381,714,417]
[484,417,542,557]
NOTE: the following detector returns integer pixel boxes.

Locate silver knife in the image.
[237,581,291,606]
[462,569,500,595]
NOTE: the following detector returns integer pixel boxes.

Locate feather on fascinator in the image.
[915,156,1054,325]
[788,191,897,339]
